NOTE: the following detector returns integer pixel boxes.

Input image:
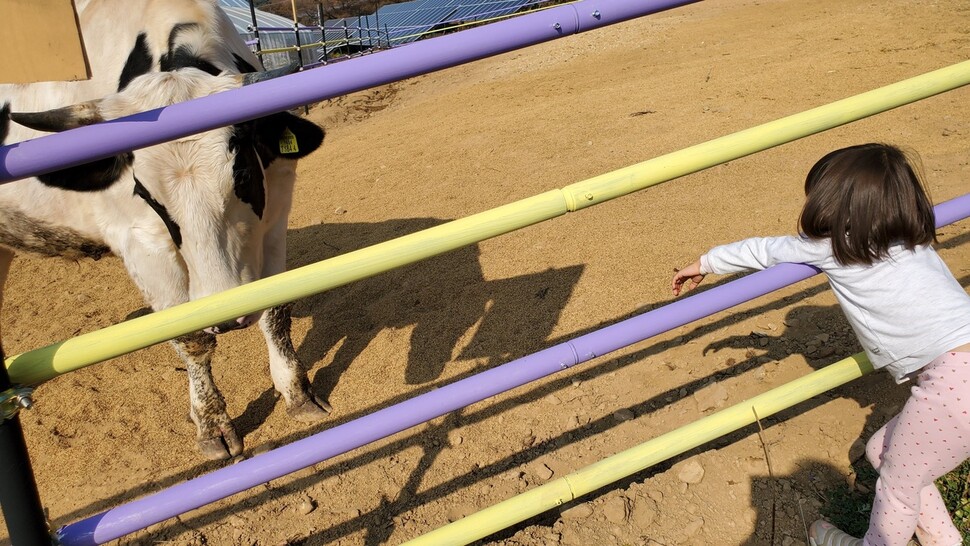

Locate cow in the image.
[0,0,330,460]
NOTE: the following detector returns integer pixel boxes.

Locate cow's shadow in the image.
[284,218,584,402]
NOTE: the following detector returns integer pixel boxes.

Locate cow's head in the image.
[11,68,324,332]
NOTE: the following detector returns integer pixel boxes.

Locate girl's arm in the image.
[704,236,827,275]
[672,236,828,296]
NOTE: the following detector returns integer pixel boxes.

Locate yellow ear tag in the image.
[279,127,299,154]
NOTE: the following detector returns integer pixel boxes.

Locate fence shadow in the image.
[40,227,968,543]
[283,218,584,399]
[92,273,833,544]
[742,459,851,545]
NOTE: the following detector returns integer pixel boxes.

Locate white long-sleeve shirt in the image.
[700,236,970,382]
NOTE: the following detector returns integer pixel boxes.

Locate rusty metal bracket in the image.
[1,386,35,421]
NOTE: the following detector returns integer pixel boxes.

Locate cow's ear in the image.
[254,112,325,160]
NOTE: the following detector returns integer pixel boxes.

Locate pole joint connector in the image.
[1,386,36,421]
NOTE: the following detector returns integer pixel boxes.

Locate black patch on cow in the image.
[159,23,221,76]
[229,113,324,219]
[0,102,10,145]
[0,205,110,261]
[133,176,183,248]
[228,127,267,219]
[118,33,154,91]
[266,303,297,358]
[38,152,134,192]
[233,54,258,74]
[173,331,217,359]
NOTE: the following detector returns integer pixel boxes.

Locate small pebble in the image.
[613,409,635,421]
[298,498,316,516]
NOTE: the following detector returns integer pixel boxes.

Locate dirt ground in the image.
[3,0,970,544]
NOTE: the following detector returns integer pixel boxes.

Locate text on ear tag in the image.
[279,127,299,154]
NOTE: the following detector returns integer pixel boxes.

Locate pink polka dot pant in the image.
[863,351,970,546]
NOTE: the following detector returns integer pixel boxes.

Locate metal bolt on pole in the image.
[247,0,261,57]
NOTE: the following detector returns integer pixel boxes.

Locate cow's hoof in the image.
[287,396,332,422]
[197,427,243,460]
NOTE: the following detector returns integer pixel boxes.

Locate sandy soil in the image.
[3,0,970,544]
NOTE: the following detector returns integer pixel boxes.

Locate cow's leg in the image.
[173,331,242,459]
[260,303,331,421]
[119,235,241,459]
[259,165,331,421]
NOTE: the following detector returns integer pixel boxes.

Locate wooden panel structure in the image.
[0,0,90,84]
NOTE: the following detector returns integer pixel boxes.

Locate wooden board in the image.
[0,0,90,84]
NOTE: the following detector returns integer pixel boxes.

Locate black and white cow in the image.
[0,0,329,459]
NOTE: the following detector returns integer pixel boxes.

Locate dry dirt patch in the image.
[3,0,970,544]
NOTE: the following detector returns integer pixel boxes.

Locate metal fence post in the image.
[247,0,262,57]
[0,350,50,545]
[318,3,329,63]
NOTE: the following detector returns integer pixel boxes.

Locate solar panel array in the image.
[220,0,536,64]
[450,0,534,23]
[221,5,293,33]
[355,0,535,47]
[221,6,322,69]
[219,0,257,9]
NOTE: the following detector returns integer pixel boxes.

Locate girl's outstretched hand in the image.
[672,259,705,296]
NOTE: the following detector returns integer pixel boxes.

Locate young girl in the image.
[672,143,970,546]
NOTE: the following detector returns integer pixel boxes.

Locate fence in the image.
[1,0,969,544]
[1,0,699,183]
[53,192,970,544]
[6,58,970,384]
[0,1,699,543]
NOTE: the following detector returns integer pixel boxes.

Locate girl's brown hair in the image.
[798,143,936,266]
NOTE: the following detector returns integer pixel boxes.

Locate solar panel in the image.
[221,6,322,68]
[220,0,535,62]
[377,0,424,16]
[448,0,533,23]
[218,0,256,9]
[362,0,531,46]
[221,6,297,30]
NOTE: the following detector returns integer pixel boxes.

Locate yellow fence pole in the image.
[561,60,970,210]
[6,60,970,385]
[5,192,567,385]
[402,353,874,546]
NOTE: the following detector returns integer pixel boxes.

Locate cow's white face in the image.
[135,120,264,308]
[10,68,324,332]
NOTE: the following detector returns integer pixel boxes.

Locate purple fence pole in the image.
[0,0,698,184]
[57,193,970,545]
